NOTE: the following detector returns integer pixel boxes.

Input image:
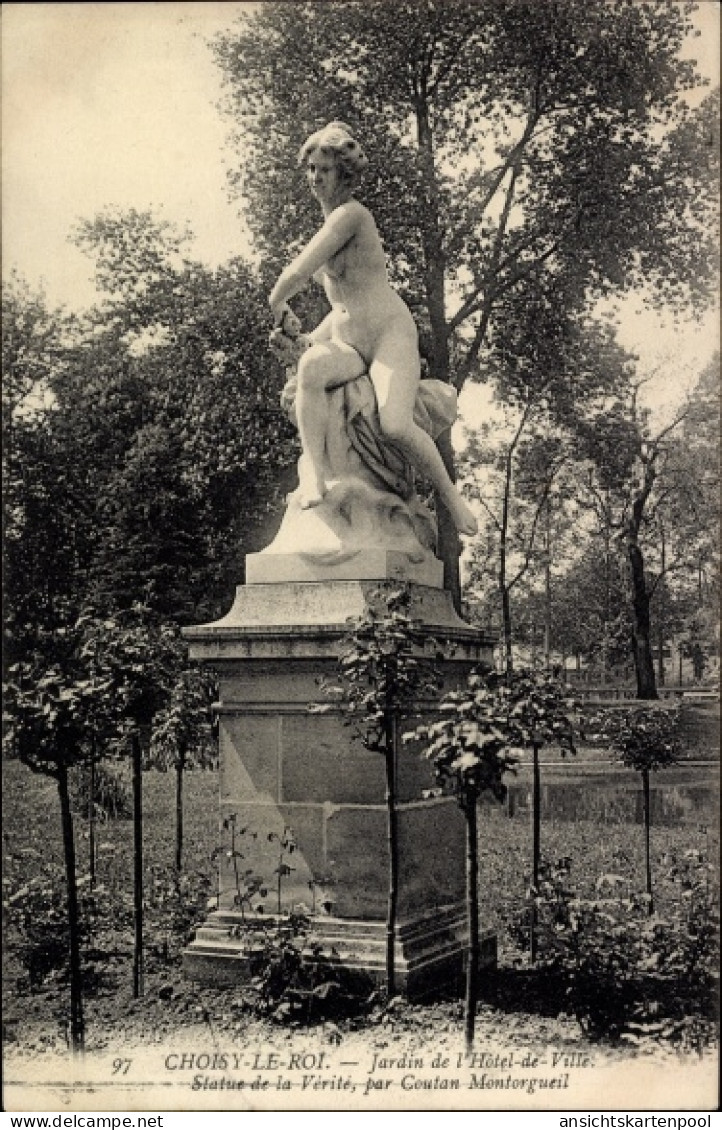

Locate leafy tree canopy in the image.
[213,0,717,394]
[4,213,300,642]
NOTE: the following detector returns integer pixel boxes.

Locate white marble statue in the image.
[263,121,477,571]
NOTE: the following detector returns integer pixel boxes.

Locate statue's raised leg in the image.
[293,340,367,510]
[251,368,458,585]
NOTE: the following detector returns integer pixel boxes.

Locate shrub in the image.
[228,914,376,1025]
[70,760,132,820]
[144,864,214,964]
[509,855,719,1047]
[649,849,720,988]
[211,814,375,1024]
[3,864,110,989]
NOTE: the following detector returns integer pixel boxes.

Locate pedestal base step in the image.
[245,548,444,588]
[183,906,497,999]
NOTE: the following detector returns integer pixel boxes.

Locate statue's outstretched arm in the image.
[269,202,361,315]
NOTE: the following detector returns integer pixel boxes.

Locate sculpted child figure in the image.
[268,121,478,537]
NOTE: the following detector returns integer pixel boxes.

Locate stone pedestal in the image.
[182,575,497,996]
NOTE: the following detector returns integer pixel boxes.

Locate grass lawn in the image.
[2,754,719,1111]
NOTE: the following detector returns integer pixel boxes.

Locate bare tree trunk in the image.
[697,556,704,606]
[530,742,542,963]
[132,730,144,998]
[499,433,516,673]
[642,768,653,915]
[501,582,513,674]
[657,623,665,687]
[602,519,611,683]
[464,795,480,1054]
[626,461,658,700]
[384,713,399,998]
[175,746,186,875]
[435,431,462,612]
[544,500,552,671]
[58,763,84,1055]
[415,98,463,612]
[657,532,666,687]
[88,740,96,889]
[628,540,658,700]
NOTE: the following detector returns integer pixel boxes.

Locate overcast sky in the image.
[3,1,719,414]
[2,2,255,308]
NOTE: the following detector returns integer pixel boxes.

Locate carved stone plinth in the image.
[247,477,443,587]
[245,546,443,587]
[182,579,497,996]
[184,908,497,998]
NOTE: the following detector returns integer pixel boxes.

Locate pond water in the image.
[500,763,719,827]
[488,700,720,827]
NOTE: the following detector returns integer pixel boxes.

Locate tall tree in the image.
[591,705,681,913]
[213,1,718,601]
[462,316,632,665]
[648,355,721,679]
[574,378,699,698]
[464,420,570,671]
[411,671,517,1051]
[4,616,120,1055]
[58,210,297,622]
[81,609,187,998]
[520,538,632,681]
[2,276,87,662]
[151,665,218,874]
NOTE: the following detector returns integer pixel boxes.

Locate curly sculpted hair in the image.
[298,121,369,181]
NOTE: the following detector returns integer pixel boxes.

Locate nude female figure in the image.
[268,121,478,537]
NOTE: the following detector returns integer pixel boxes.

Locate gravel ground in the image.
[4,960,719,1114]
